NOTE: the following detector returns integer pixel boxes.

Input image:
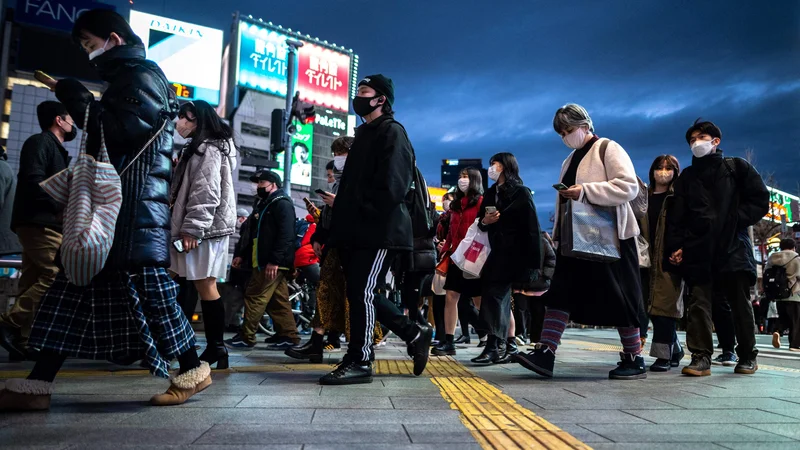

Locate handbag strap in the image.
[79,104,110,163]
[119,119,169,176]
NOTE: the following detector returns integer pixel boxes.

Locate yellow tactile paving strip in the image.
[0,355,590,449]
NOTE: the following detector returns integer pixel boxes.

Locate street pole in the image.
[282,39,304,197]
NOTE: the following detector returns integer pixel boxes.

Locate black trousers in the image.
[399,271,428,325]
[777,301,800,349]
[513,293,530,338]
[432,294,446,341]
[650,315,680,359]
[712,294,736,353]
[340,249,419,363]
[686,272,757,360]
[298,263,321,318]
[480,281,512,338]
[639,269,651,339]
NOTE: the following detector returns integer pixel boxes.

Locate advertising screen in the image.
[129,11,223,104]
[273,121,314,187]
[236,21,352,112]
[766,186,800,225]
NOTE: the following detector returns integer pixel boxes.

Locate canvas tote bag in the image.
[40,104,122,286]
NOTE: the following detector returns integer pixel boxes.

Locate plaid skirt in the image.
[28,267,196,378]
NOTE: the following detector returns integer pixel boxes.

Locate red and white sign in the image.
[297,42,351,112]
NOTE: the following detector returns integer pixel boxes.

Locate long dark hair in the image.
[489,152,523,186]
[451,167,483,212]
[178,100,235,159]
[647,155,680,193]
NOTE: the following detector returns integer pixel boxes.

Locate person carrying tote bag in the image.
[514,103,647,381]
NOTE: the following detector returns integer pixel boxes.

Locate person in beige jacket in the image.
[767,239,800,351]
[171,100,237,369]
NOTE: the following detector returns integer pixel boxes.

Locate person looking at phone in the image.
[471,153,542,365]
[0,102,72,362]
[0,9,209,411]
[169,100,238,370]
[226,170,298,350]
[514,103,645,381]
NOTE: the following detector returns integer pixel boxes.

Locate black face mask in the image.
[62,123,77,142]
[353,95,382,117]
[257,187,270,199]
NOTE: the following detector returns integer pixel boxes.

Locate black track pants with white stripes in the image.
[340,248,419,363]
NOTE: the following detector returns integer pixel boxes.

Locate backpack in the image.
[598,139,648,220]
[294,218,310,250]
[763,255,798,300]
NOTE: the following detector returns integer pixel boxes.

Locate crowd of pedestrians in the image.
[0,8,783,412]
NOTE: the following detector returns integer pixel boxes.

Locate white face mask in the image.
[487,165,501,182]
[327,181,335,191]
[442,200,452,212]
[562,127,588,149]
[333,155,347,171]
[654,171,674,185]
[88,38,110,61]
[457,178,470,193]
[691,139,715,158]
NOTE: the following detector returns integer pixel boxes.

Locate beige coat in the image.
[553,138,641,241]
[640,189,684,318]
[766,250,800,302]
[170,139,237,240]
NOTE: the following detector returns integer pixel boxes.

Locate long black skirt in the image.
[542,237,643,328]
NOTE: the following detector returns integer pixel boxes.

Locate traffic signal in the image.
[291,92,315,125]
[270,108,287,152]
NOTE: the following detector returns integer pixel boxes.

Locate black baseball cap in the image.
[249,170,282,187]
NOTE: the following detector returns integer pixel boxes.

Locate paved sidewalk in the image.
[0,329,798,449]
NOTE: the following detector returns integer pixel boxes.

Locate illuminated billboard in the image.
[129,11,224,104]
[273,121,314,187]
[765,186,800,225]
[235,19,354,112]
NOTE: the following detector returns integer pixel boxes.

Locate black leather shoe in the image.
[471,336,498,365]
[319,360,373,385]
[0,324,26,362]
[285,332,324,363]
[410,326,433,376]
[431,341,456,356]
[454,335,471,345]
[506,337,520,356]
[493,339,511,364]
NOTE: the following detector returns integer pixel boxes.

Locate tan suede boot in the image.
[0,379,53,411]
[150,362,211,406]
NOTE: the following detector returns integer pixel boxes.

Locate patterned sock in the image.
[540,309,570,353]
[618,327,642,356]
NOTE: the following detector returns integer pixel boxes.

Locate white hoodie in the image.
[766,250,800,302]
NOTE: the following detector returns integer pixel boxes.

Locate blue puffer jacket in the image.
[55,45,178,272]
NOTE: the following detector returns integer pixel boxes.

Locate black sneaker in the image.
[318,360,373,385]
[512,346,555,378]
[0,323,26,361]
[711,351,737,367]
[267,337,299,351]
[649,358,672,372]
[734,359,758,375]
[224,334,255,348]
[609,353,647,380]
[410,326,433,376]
[681,354,711,376]
[264,334,282,344]
[285,333,324,363]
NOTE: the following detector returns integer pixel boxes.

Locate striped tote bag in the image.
[40,104,122,286]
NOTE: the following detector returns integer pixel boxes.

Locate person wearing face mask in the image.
[433,168,486,356]
[472,153,542,366]
[226,170,299,350]
[664,119,769,377]
[638,155,685,371]
[0,102,72,362]
[0,10,210,410]
[169,100,238,369]
[320,74,433,385]
[514,104,646,380]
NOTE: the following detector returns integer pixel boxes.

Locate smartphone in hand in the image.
[553,183,569,191]
[485,206,497,214]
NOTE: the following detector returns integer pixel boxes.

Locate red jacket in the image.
[295,216,319,268]
[444,196,483,254]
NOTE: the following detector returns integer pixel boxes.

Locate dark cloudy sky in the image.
[119,0,799,222]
